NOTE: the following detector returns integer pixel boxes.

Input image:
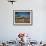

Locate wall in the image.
[0,0,46,42]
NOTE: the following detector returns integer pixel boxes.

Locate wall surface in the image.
[0,0,46,42]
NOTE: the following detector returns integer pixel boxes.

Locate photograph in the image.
[13,10,33,25]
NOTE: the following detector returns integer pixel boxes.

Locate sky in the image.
[15,12,30,17]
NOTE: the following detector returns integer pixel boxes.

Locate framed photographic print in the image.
[13,10,33,25]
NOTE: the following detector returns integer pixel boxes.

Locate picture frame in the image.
[13,10,33,25]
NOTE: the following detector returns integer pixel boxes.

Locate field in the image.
[15,17,30,23]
